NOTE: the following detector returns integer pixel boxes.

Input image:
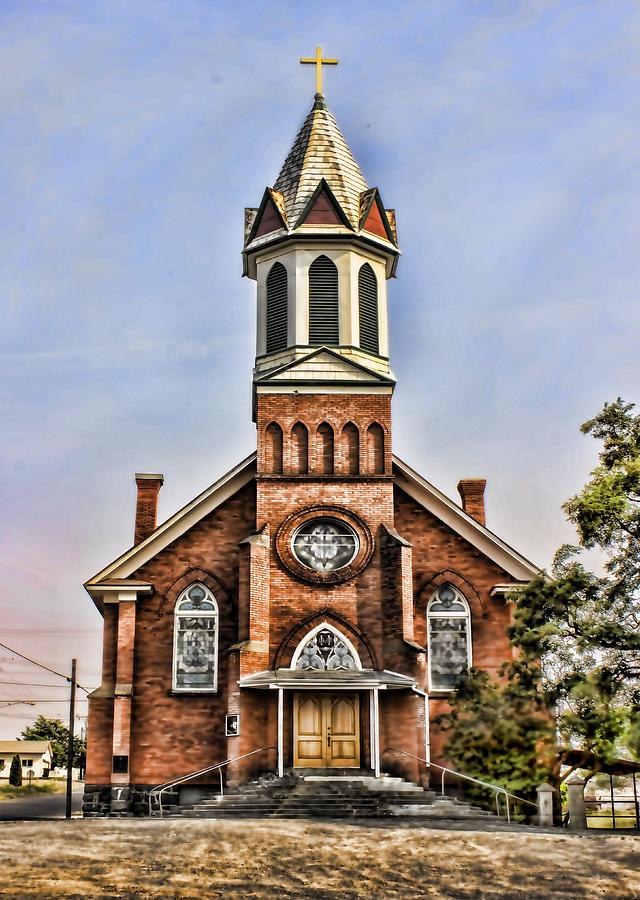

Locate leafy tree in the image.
[9,754,22,786]
[437,665,555,810]
[20,715,86,769]
[438,399,640,804]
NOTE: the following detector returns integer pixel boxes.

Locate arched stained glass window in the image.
[358,263,379,354]
[266,262,288,353]
[427,585,471,691]
[309,255,339,346]
[291,624,361,671]
[173,583,218,692]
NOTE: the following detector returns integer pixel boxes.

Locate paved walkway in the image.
[0,787,83,820]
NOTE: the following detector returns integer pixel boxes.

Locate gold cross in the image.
[300,46,338,94]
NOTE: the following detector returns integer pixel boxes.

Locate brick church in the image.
[84,67,537,815]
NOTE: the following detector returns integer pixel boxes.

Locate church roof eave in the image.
[238,668,416,690]
[392,455,540,581]
[242,230,400,280]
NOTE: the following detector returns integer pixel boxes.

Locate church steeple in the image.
[272,94,369,229]
[244,83,400,426]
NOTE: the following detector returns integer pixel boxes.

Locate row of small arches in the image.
[266,256,379,355]
[264,420,385,475]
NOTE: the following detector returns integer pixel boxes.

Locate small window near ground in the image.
[112,755,129,774]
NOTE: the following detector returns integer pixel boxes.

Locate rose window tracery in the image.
[292,519,358,572]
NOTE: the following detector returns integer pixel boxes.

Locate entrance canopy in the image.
[238,668,416,691]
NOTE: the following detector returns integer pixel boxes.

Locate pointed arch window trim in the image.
[427,584,472,693]
[294,178,354,230]
[290,622,362,671]
[172,583,219,693]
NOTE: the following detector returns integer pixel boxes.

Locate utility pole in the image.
[65,658,77,820]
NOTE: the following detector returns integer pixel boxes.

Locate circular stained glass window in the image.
[292,519,358,572]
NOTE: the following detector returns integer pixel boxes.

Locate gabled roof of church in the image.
[392,457,539,581]
[85,451,539,602]
[273,94,368,229]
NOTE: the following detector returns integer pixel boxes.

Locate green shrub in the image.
[9,754,22,787]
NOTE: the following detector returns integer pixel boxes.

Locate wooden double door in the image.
[293,693,360,768]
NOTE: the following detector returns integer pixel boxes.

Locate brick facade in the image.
[85,388,524,811]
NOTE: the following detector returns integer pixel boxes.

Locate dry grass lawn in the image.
[0,818,637,899]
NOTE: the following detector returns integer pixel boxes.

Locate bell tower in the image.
[243,54,400,482]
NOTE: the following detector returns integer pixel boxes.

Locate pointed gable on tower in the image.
[359,188,397,245]
[295,179,352,228]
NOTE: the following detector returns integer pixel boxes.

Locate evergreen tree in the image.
[9,754,22,787]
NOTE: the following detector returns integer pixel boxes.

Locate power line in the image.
[0,642,89,692]
[0,681,79,688]
[1,628,100,634]
[0,699,86,703]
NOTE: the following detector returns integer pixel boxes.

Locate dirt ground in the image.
[0,818,637,899]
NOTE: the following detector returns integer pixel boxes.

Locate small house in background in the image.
[0,741,52,778]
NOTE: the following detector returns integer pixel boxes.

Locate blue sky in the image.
[1,0,639,739]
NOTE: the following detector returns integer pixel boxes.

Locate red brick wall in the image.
[88,418,521,788]
[393,485,515,767]
[87,481,256,785]
[256,393,392,476]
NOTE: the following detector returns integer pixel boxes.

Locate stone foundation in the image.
[82,783,217,817]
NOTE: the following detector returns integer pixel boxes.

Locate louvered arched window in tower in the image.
[266,262,288,353]
[309,255,339,346]
[358,263,379,355]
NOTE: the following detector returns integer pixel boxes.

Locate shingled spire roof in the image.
[273,94,368,228]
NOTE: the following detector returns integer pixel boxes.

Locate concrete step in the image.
[169,770,502,822]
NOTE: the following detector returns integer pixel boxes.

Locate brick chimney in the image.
[457,479,487,527]
[134,473,164,544]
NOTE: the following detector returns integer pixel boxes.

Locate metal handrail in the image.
[383,747,539,824]
[148,746,276,818]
